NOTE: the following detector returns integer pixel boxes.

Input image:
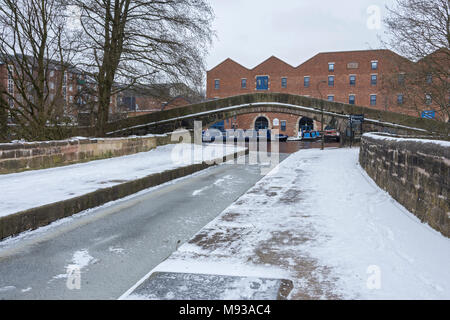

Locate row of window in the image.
[214,74,379,90]
[214,71,434,90]
[326,94,379,105]
[325,75,379,87]
[46,82,82,92]
[328,61,378,72]
[397,73,434,85]
[326,93,433,106]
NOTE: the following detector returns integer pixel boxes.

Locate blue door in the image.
[256,76,269,90]
[421,110,435,119]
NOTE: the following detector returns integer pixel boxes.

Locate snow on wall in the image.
[0,133,173,174]
[360,133,449,237]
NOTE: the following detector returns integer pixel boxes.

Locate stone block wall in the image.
[0,134,173,174]
[359,133,449,237]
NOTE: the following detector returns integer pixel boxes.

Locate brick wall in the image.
[223,112,322,137]
[206,50,448,134]
[163,96,191,111]
[359,133,449,237]
[207,50,403,111]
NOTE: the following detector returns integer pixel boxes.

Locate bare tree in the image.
[68,0,214,135]
[0,0,76,141]
[383,0,450,121]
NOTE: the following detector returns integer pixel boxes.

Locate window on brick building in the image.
[327,95,334,102]
[371,61,378,70]
[370,94,377,106]
[349,95,355,105]
[398,73,405,85]
[214,79,220,89]
[304,76,310,88]
[371,74,377,85]
[7,65,14,98]
[328,63,335,71]
[426,73,433,84]
[349,75,356,86]
[425,94,432,105]
[280,120,286,132]
[397,94,404,105]
[328,76,334,87]
[241,78,247,88]
[281,77,287,88]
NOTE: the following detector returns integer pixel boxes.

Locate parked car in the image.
[324,127,340,142]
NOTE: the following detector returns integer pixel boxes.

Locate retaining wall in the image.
[0,134,173,174]
[359,133,449,237]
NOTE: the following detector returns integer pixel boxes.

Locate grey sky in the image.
[206,0,392,70]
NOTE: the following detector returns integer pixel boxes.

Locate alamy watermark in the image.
[66,265,81,290]
[169,121,280,175]
[366,265,381,290]
[367,5,382,30]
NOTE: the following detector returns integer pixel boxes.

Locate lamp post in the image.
[316,80,327,150]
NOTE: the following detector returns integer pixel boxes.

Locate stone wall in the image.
[0,134,172,174]
[359,133,449,237]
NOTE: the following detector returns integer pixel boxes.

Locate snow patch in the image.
[192,186,209,196]
[53,249,97,280]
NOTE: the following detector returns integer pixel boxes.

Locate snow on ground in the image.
[0,143,245,218]
[142,148,450,300]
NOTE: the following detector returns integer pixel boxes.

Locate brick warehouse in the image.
[206,49,445,137]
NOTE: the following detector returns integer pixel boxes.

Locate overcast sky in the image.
[206,0,393,70]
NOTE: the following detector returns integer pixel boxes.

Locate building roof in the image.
[207,49,412,72]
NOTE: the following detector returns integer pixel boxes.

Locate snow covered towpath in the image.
[0,143,245,218]
[128,147,450,300]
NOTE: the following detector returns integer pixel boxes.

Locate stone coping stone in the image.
[127,272,293,300]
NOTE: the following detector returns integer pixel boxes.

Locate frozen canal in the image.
[0,153,288,299]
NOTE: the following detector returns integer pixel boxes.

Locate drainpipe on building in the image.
[317,80,327,151]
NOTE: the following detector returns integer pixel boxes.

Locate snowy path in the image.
[0,143,244,218]
[141,148,450,300]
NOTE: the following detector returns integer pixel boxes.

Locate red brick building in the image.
[1,57,196,126]
[206,49,445,137]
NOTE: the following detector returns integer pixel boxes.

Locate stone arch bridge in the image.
[104,93,448,137]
